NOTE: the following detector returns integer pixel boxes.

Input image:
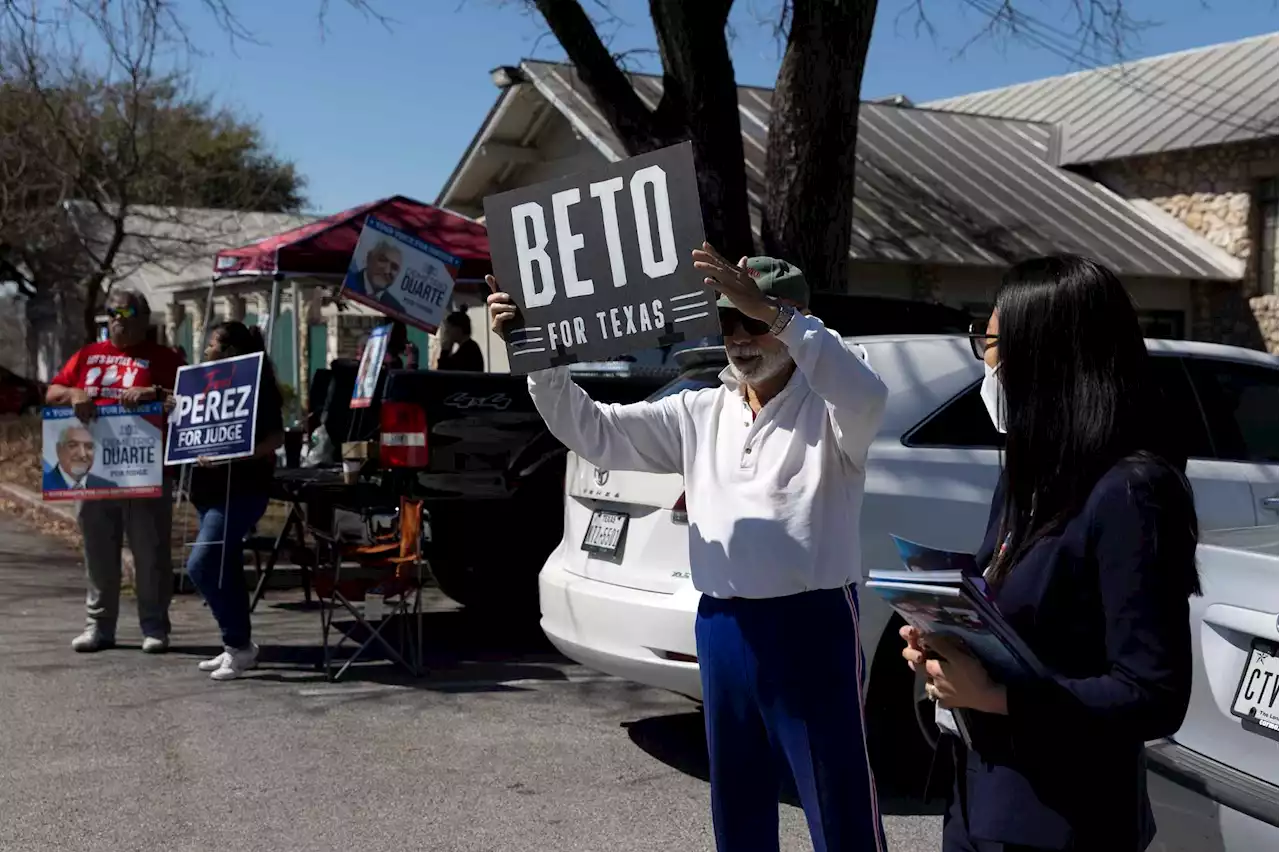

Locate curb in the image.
[0,482,136,584]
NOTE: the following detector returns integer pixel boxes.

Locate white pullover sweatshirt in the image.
[527,312,888,600]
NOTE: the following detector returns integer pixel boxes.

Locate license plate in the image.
[1232,640,1279,731]
[581,510,628,555]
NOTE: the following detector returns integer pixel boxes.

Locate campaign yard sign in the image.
[351,323,391,409]
[42,404,164,501]
[483,141,718,374]
[164,353,263,465]
[342,216,461,333]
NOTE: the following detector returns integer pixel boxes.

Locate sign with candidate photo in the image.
[483,141,717,375]
[351,323,391,409]
[343,216,461,333]
[42,404,164,501]
[164,353,263,465]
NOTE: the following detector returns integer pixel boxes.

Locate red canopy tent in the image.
[204,195,491,361]
[213,194,491,283]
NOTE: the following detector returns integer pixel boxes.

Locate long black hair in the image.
[208,320,282,405]
[989,255,1198,588]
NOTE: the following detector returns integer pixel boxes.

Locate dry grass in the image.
[0,414,42,491]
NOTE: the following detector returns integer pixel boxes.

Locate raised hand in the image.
[691,242,778,325]
[485,274,517,336]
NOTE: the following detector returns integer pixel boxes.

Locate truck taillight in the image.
[671,492,688,524]
[379,402,428,468]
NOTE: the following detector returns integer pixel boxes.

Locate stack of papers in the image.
[867,535,1048,745]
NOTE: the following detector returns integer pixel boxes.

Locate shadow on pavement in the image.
[624,710,947,817]
[168,605,573,693]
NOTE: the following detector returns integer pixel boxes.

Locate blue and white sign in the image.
[342,216,461,333]
[164,352,263,465]
[351,323,391,409]
[42,404,164,501]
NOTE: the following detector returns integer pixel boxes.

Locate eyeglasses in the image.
[719,308,771,337]
[106,305,138,320]
[968,320,998,360]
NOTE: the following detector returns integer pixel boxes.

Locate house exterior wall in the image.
[1091,138,1279,352]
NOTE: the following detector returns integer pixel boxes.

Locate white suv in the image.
[538,334,1278,777]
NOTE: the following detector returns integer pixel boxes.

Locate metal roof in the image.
[922,34,1278,165]
[516,60,1241,281]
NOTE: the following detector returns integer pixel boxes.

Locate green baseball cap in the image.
[715,255,809,309]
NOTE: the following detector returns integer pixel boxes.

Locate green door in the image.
[405,325,430,369]
[308,323,329,381]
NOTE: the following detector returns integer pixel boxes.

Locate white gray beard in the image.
[727,345,793,384]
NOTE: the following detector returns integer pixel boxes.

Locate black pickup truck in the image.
[313,293,972,613]
[311,359,674,611]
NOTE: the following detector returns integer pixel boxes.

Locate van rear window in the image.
[646,368,723,402]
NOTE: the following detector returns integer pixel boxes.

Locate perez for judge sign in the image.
[483,141,718,374]
[164,353,263,465]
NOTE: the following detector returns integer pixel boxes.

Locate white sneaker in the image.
[210,644,258,681]
[141,635,170,654]
[198,651,230,672]
[71,626,116,653]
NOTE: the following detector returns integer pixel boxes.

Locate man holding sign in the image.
[45,289,182,655]
[487,244,889,852]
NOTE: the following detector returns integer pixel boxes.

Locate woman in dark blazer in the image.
[902,255,1201,852]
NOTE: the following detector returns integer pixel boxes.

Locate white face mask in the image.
[980,361,1007,434]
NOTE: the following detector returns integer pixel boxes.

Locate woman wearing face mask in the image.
[901,255,1199,852]
[185,322,285,681]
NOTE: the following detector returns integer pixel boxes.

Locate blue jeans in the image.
[186,496,269,649]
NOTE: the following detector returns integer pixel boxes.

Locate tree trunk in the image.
[762,0,878,292]
[531,0,753,258]
[76,217,127,344]
[648,0,754,259]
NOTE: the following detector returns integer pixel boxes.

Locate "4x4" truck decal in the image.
[443,392,512,411]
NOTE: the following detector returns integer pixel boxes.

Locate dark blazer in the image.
[955,457,1197,851]
[43,468,116,491]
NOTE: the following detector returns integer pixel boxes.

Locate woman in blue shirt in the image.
[902,255,1200,851]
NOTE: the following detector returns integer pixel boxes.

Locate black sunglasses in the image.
[967,320,998,360]
[719,308,771,337]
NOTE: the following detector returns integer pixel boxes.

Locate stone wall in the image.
[1092,139,1279,352]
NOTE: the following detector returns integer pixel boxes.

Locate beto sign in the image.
[483,141,718,374]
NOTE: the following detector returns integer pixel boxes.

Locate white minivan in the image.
[538,333,1278,779]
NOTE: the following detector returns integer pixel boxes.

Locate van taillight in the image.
[671,492,688,524]
[379,402,428,468]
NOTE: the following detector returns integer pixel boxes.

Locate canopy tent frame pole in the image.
[199,276,217,365]
[265,273,283,352]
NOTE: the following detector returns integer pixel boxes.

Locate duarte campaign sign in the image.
[42,404,164,501]
[164,353,263,465]
[343,216,460,333]
[483,141,718,374]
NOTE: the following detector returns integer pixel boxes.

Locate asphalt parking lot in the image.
[0,515,943,852]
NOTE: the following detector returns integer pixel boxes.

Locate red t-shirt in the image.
[52,341,183,427]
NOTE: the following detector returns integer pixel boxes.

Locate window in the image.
[1148,356,1215,460]
[1184,358,1279,463]
[1256,178,1278,296]
[647,368,722,403]
[904,382,1005,449]
[904,357,1216,456]
[1136,310,1185,340]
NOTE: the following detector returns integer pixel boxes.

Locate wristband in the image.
[768,304,796,337]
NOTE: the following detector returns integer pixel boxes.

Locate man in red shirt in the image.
[46,289,183,654]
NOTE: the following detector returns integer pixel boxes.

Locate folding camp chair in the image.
[312,496,428,682]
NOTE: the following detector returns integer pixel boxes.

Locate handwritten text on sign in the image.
[483,142,717,373]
